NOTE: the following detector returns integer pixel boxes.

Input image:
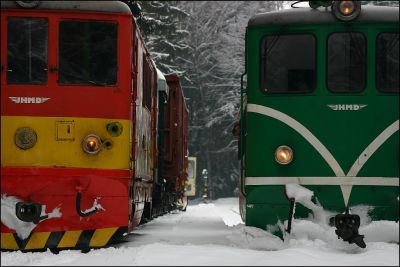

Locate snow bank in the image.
[212,197,243,227]
[227,224,285,251]
[1,197,398,266]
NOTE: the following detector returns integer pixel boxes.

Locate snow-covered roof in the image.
[0,1,132,14]
[249,6,399,27]
[156,68,169,96]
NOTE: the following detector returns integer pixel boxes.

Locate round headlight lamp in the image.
[82,134,102,154]
[332,1,361,21]
[15,127,37,150]
[275,146,293,165]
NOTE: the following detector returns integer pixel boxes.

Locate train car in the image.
[151,68,169,217]
[0,0,157,251]
[163,74,189,211]
[135,32,158,225]
[238,1,399,248]
[151,71,190,215]
[185,157,197,197]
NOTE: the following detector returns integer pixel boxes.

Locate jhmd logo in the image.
[328,104,367,111]
[9,97,50,104]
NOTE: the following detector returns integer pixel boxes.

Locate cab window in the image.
[59,21,117,86]
[260,34,316,94]
[327,32,366,92]
[376,33,399,93]
[7,17,48,84]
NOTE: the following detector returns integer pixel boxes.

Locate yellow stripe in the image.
[24,232,51,250]
[89,227,118,247]
[1,116,130,169]
[57,230,82,248]
[1,233,19,250]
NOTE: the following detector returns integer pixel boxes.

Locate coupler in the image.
[16,202,47,224]
[332,209,366,248]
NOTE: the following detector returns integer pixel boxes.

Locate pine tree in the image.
[361,0,399,6]
[134,1,190,75]
[124,1,286,199]
[177,1,285,199]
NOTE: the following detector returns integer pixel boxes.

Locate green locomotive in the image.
[238,1,399,248]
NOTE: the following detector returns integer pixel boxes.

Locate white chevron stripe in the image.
[245,176,399,186]
[246,104,399,206]
[347,120,399,177]
[247,104,345,176]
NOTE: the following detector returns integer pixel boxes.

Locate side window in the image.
[7,17,48,84]
[260,34,316,93]
[142,56,152,109]
[327,32,366,92]
[376,33,399,93]
[59,21,117,86]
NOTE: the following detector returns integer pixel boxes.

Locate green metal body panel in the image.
[240,8,399,235]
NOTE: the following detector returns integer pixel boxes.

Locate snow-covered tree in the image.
[127,1,191,75]
[361,0,399,6]
[177,1,285,199]
[125,1,286,199]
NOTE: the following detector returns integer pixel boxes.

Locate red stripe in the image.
[1,87,131,119]
[1,167,131,196]
[2,166,130,177]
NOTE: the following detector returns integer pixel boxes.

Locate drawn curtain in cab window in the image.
[59,21,117,86]
[7,17,48,84]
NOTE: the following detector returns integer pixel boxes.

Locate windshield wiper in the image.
[58,70,112,86]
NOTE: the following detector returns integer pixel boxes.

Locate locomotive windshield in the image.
[7,17,48,84]
[59,21,117,86]
[376,33,399,93]
[260,34,316,93]
[327,32,366,92]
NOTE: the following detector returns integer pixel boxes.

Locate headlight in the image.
[15,127,37,150]
[275,146,293,165]
[82,134,102,154]
[332,1,361,21]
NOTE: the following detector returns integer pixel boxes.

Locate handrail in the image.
[239,29,248,197]
[76,192,98,217]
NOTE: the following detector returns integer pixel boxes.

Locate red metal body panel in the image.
[164,75,189,193]
[1,11,132,120]
[131,26,157,204]
[1,167,130,233]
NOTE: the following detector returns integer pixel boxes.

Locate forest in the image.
[123,0,399,199]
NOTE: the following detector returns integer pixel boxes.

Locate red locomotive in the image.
[1,0,189,251]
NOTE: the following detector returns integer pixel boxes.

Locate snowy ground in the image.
[1,197,399,266]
